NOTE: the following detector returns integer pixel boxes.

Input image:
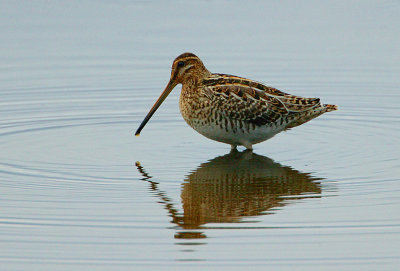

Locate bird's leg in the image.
[242,142,253,150]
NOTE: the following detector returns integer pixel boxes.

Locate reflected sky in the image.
[1,1,399,269]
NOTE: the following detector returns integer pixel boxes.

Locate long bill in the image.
[135,79,177,136]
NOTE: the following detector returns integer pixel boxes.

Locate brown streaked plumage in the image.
[135,52,338,150]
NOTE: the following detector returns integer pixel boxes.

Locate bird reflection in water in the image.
[135,150,323,239]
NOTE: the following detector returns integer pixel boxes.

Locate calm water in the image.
[1,1,400,270]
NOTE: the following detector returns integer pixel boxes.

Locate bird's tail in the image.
[285,103,338,130]
[324,104,338,112]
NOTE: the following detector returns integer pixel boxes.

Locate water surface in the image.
[1,1,400,270]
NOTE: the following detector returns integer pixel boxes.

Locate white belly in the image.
[183,117,284,148]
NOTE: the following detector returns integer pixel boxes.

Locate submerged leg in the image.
[242,142,253,150]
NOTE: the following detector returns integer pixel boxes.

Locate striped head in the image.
[170,52,210,84]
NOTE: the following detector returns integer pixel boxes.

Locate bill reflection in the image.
[136,150,323,239]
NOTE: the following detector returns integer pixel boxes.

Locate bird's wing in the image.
[202,74,321,126]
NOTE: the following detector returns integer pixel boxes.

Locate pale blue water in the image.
[1,1,400,270]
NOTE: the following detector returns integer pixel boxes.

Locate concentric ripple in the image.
[1,1,400,269]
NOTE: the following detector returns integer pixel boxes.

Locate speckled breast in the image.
[178,88,282,146]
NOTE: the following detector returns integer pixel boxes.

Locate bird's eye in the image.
[177,61,185,67]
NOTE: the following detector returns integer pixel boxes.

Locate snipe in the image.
[135,53,337,150]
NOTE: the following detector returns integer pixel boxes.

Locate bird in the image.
[135,52,338,150]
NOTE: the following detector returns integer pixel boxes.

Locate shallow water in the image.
[1,1,400,270]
